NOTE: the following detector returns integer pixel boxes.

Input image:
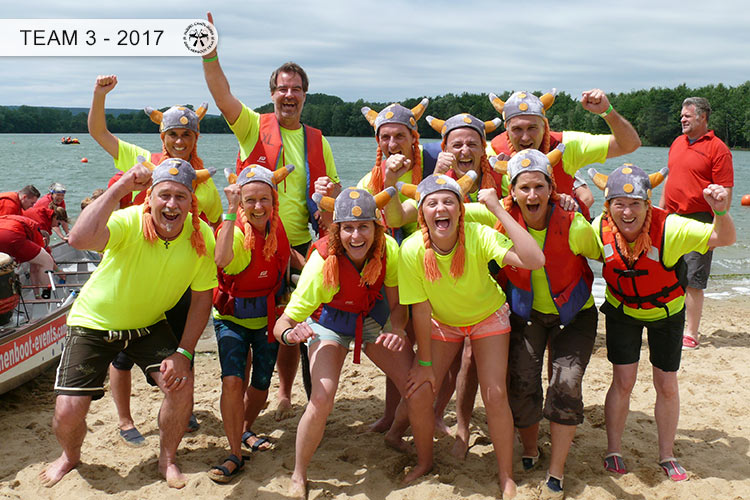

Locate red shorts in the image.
[0,229,42,263]
[431,303,511,343]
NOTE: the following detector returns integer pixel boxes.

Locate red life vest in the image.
[213,217,291,340]
[0,192,22,216]
[491,131,591,220]
[0,215,45,247]
[235,113,327,235]
[599,207,686,314]
[22,206,55,233]
[310,236,389,363]
[498,204,593,325]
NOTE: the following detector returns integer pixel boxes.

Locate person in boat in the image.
[208,164,296,482]
[80,189,105,212]
[40,158,217,489]
[202,11,340,420]
[488,89,641,218]
[88,74,221,442]
[32,183,70,240]
[0,214,55,293]
[394,171,545,499]
[272,186,435,497]
[473,148,600,498]
[588,163,735,482]
[23,205,68,242]
[0,185,40,216]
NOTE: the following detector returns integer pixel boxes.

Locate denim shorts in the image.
[214,318,279,391]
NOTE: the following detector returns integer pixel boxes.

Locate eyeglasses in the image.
[52,190,66,194]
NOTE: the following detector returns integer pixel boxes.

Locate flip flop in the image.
[241,430,272,452]
[208,454,244,483]
[119,427,146,447]
[659,457,688,481]
[604,453,627,474]
[682,335,699,350]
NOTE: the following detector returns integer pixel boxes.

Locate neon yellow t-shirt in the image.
[398,222,512,326]
[592,213,712,321]
[115,140,223,224]
[67,205,218,331]
[527,212,599,314]
[212,225,270,330]
[228,105,339,246]
[284,234,399,323]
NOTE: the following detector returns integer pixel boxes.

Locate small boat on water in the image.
[0,242,100,395]
[61,137,80,145]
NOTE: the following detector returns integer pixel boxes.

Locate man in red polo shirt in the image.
[659,97,734,350]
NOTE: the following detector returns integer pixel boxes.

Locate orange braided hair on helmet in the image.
[603,200,653,266]
[368,130,422,194]
[322,222,386,288]
[417,202,466,282]
[142,187,157,243]
[239,190,280,261]
[189,194,207,256]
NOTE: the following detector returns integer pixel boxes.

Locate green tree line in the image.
[3,81,750,147]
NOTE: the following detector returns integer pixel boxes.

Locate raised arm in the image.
[477,188,545,270]
[214,184,240,268]
[87,75,121,158]
[703,184,736,248]
[68,163,153,252]
[581,89,641,158]
[201,12,243,124]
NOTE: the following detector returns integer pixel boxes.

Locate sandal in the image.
[208,454,244,483]
[682,335,699,350]
[119,427,146,447]
[539,472,564,500]
[522,448,541,471]
[659,457,688,481]
[604,453,627,474]
[242,430,272,452]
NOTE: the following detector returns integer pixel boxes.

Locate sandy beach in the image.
[1,297,748,500]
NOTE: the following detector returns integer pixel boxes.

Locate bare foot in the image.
[39,455,78,487]
[289,474,307,499]
[384,433,414,454]
[159,461,186,489]
[275,399,294,422]
[450,435,469,460]
[367,415,394,433]
[401,461,433,485]
[434,417,452,438]
[501,478,517,499]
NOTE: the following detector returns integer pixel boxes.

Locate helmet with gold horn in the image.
[138,155,215,192]
[143,102,209,134]
[235,164,295,190]
[361,98,429,134]
[312,187,397,224]
[488,89,556,121]
[588,163,669,201]
[425,113,502,143]
[397,171,478,208]
[505,145,565,184]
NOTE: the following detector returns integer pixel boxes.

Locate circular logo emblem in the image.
[463,116,472,124]
[623,183,634,193]
[349,190,360,199]
[183,21,218,56]
[169,167,179,175]
[246,171,255,178]
[351,206,362,217]
[518,93,527,99]
[521,158,531,167]
[409,117,416,127]
[519,103,529,111]
[385,111,394,119]
[622,167,632,174]
[435,178,447,185]
[180,116,189,125]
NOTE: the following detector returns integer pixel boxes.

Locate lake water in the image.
[1,133,748,298]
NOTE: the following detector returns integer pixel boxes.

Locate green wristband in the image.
[714,209,727,216]
[599,104,614,118]
[417,359,432,367]
[224,212,237,221]
[202,55,218,63]
[176,347,193,361]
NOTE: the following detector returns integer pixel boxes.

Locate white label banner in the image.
[0,19,218,56]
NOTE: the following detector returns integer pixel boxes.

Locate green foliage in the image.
[3,81,750,147]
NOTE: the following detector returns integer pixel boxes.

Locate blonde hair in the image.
[417,199,466,282]
[603,199,653,266]
[322,222,386,289]
[142,188,207,256]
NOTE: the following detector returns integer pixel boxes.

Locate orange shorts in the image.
[431,303,511,343]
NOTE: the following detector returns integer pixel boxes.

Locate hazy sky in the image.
[3,0,748,111]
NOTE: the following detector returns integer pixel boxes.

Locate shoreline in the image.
[1,296,749,499]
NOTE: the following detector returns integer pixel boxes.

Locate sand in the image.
[1,297,748,500]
